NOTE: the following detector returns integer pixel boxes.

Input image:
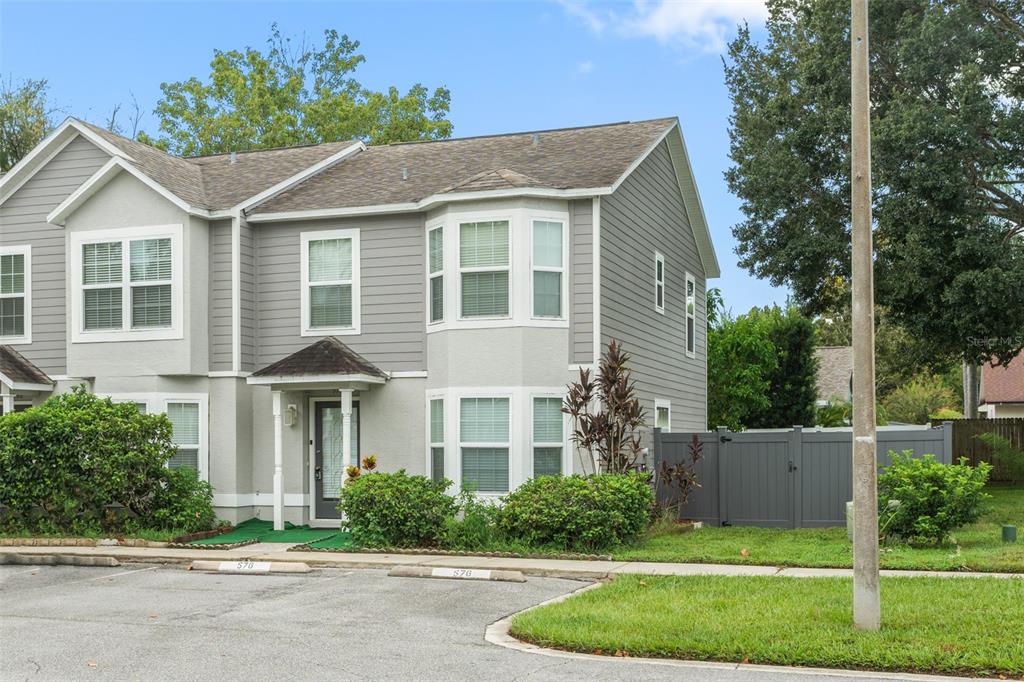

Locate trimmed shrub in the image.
[150,467,217,534]
[499,473,654,552]
[878,450,991,543]
[443,488,505,551]
[338,470,455,548]
[0,387,214,535]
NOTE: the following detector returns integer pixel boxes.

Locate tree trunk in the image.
[963,361,980,418]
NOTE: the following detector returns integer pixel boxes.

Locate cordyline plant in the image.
[563,340,646,474]
[657,433,703,517]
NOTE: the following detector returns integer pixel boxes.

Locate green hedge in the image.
[337,470,455,548]
[0,387,215,535]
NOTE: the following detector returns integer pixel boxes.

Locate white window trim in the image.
[103,392,209,481]
[425,222,445,326]
[0,244,31,344]
[69,225,184,343]
[300,228,361,337]
[685,271,697,358]
[425,391,446,483]
[426,205,571,332]
[654,250,665,315]
[529,218,569,321]
[530,392,570,478]
[654,398,672,433]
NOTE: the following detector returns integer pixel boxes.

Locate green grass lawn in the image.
[510,574,1024,676]
[614,486,1024,573]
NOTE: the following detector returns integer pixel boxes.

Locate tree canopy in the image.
[140,25,453,155]
[725,0,1024,366]
[0,78,55,172]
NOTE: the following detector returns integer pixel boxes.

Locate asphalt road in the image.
[0,563,940,682]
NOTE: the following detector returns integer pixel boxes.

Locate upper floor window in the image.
[428,226,444,323]
[301,228,361,336]
[71,225,183,343]
[685,273,696,358]
[654,251,665,314]
[459,220,510,319]
[0,245,30,343]
[532,220,564,318]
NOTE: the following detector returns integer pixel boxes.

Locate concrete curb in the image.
[389,565,526,583]
[0,552,119,567]
[483,583,978,682]
[189,560,311,574]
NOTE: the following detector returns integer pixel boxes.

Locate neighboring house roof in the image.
[982,355,1024,404]
[250,337,387,380]
[0,345,54,391]
[814,346,853,402]
[1,115,721,277]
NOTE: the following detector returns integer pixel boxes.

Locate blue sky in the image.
[0,0,787,313]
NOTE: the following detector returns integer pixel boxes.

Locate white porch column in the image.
[1,387,13,416]
[272,390,284,531]
[340,388,353,474]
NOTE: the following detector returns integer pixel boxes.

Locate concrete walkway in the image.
[2,544,1021,581]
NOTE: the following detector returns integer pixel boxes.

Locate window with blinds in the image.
[308,237,354,329]
[460,220,509,318]
[167,401,200,470]
[532,397,563,478]
[81,237,173,332]
[532,220,563,318]
[430,398,445,483]
[0,249,26,338]
[459,397,509,493]
[428,226,444,323]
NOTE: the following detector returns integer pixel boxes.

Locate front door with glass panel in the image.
[314,401,359,519]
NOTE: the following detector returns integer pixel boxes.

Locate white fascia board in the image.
[245,186,612,223]
[235,141,366,213]
[666,124,721,279]
[0,371,53,393]
[46,157,212,225]
[607,122,677,194]
[245,373,388,386]
[0,119,133,205]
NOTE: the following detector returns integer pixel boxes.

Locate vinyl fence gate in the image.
[652,424,953,528]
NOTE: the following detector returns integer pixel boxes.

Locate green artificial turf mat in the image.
[304,532,354,550]
[190,518,341,545]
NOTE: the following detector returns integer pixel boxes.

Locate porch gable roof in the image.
[247,337,388,386]
[0,346,54,392]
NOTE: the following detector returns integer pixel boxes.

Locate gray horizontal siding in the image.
[240,218,256,371]
[209,219,233,371]
[255,214,426,372]
[0,136,110,375]
[569,199,593,365]
[600,140,707,432]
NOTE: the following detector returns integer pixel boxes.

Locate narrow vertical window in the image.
[532,397,563,478]
[459,220,510,318]
[655,400,671,432]
[459,397,510,493]
[532,220,563,318]
[685,273,696,357]
[0,247,28,340]
[655,251,665,314]
[430,398,445,482]
[308,237,354,329]
[130,238,172,328]
[82,241,123,330]
[166,402,200,470]
[428,226,444,323]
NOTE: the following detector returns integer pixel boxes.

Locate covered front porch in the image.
[0,345,54,415]
[247,337,389,530]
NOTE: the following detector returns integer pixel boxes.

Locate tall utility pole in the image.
[850,0,881,631]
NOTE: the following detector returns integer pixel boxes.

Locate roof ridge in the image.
[381,117,677,148]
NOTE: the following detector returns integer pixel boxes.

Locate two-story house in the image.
[0,117,719,529]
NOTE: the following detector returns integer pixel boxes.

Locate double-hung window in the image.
[685,273,696,357]
[459,220,509,318]
[532,220,563,318]
[654,251,665,314]
[459,397,510,493]
[166,401,200,470]
[429,398,445,482]
[302,229,360,335]
[74,227,181,341]
[0,245,29,342]
[428,226,444,323]
[532,397,563,478]
[655,399,671,432]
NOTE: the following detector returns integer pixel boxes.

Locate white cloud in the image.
[559,0,768,53]
[576,60,595,75]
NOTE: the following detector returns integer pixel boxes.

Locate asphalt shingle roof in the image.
[251,337,387,379]
[982,355,1024,404]
[0,345,53,387]
[72,118,676,214]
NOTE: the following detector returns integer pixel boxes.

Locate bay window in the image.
[430,398,445,482]
[301,229,360,335]
[459,397,510,493]
[0,245,29,342]
[532,220,563,318]
[532,397,563,478]
[428,225,444,323]
[459,220,509,318]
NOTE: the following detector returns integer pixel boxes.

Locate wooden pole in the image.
[850,0,881,631]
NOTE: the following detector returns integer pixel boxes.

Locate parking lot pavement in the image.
[1,564,929,682]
